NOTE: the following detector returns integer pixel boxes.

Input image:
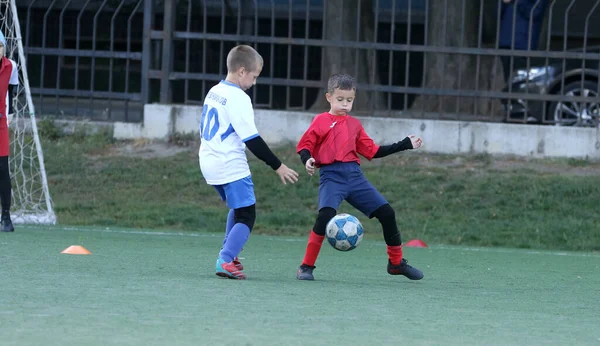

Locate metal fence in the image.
[18,0,600,127]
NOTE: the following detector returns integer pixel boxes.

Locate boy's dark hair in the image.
[327,74,356,94]
[227,45,264,73]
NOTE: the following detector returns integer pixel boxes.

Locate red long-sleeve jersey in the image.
[296,112,380,167]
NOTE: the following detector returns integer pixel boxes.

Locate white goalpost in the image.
[1,0,56,224]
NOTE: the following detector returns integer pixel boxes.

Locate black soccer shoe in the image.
[387,259,423,280]
[1,215,14,232]
[296,264,315,280]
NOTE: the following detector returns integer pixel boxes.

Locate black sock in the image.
[0,156,12,218]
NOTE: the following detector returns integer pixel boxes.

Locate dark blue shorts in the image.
[318,162,388,217]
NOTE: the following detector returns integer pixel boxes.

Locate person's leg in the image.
[347,175,423,280]
[0,126,13,232]
[499,54,514,120]
[220,208,244,269]
[215,176,256,279]
[297,170,346,280]
[500,55,511,87]
[223,209,235,246]
[0,157,11,217]
[296,206,337,280]
[213,184,229,245]
[369,204,402,262]
[212,202,243,269]
[218,205,254,263]
[370,204,423,280]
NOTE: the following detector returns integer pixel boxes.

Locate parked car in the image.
[504,47,600,128]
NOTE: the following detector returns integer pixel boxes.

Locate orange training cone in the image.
[404,239,428,248]
[61,245,91,255]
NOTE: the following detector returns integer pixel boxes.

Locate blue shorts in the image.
[213,175,256,209]
[318,162,388,217]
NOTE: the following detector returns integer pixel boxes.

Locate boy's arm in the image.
[7,85,15,115]
[355,126,380,160]
[8,59,18,115]
[245,136,281,170]
[227,96,281,170]
[299,149,311,165]
[372,137,413,158]
[244,133,299,185]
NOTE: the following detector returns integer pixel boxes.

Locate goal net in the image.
[0,0,55,224]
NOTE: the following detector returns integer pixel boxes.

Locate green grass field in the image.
[40,131,600,251]
[9,126,597,345]
[2,226,599,345]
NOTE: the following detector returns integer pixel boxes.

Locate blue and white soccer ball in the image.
[325,213,364,251]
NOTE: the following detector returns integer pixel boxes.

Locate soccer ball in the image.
[325,213,364,251]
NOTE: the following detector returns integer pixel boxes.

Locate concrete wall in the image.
[113,104,600,160]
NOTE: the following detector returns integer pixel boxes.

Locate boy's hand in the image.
[408,135,423,149]
[276,164,299,185]
[305,158,316,176]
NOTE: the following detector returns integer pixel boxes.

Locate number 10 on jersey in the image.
[200,105,219,141]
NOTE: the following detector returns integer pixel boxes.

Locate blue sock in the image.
[219,223,250,263]
[222,209,235,246]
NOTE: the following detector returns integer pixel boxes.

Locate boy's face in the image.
[326,88,355,115]
[0,43,4,57]
[238,64,262,91]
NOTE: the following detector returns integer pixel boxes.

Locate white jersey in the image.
[198,80,259,185]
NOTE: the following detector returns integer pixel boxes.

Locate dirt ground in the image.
[114,140,191,159]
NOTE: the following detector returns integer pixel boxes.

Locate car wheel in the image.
[548,80,599,127]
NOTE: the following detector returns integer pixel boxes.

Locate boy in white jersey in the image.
[199,45,299,280]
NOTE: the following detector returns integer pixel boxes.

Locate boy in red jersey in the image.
[296,73,424,281]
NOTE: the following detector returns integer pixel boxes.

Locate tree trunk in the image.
[411,0,505,119]
[309,0,385,113]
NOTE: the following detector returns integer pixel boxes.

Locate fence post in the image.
[141,0,154,106]
[160,0,176,104]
